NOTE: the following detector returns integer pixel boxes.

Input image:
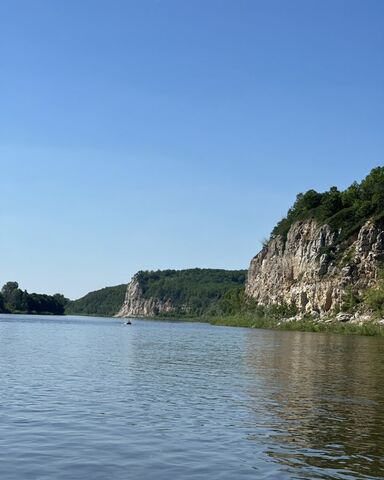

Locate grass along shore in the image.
[124,311,384,336]
[207,313,384,336]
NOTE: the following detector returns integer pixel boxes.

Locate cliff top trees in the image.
[272,166,384,240]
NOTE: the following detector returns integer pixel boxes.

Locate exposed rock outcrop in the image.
[115,276,175,317]
[245,219,384,315]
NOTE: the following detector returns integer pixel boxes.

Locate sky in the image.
[1,0,383,299]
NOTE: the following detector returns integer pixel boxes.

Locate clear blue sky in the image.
[1,0,383,299]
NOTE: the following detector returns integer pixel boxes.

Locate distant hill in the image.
[116,268,247,318]
[66,284,127,317]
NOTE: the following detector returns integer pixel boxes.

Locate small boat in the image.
[124,320,132,325]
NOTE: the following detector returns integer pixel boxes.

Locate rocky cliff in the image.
[245,219,384,316]
[115,275,175,317]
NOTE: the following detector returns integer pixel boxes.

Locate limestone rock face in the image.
[115,276,174,318]
[245,219,384,315]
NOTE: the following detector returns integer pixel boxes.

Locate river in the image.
[0,314,383,479]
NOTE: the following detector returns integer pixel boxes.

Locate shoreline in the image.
[115,312,384,336]
[208,314,384,336]
[4,310,383,336]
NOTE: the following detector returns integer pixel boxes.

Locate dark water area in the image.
[0,314,384,479]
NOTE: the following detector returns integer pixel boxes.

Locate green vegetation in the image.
[206,296,299,327]
[0,292,6,313]
[364,269,384,318]
[338,287,361,313]
[136,268,247,317]
[201,285,298,319]
[272,166,384,243]
[209,314,384,336]
[65,284,127,317]
[0,281,68,315]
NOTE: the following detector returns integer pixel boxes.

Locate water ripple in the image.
[0,315,383,479]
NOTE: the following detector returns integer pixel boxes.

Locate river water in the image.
[0,314,383,479]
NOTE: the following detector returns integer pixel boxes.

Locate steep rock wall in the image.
[115,276,175,317]
[245,219,384,315]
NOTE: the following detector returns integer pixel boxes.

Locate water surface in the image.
[0,314,383,479]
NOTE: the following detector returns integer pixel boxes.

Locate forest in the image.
[0,281,68,315]
[65,284,127,317]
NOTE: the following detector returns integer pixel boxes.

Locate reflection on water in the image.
[244,330,384,479]
[0,314,383,479]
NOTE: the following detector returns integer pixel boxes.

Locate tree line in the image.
[0,281,68,315]
[272,166,384,242]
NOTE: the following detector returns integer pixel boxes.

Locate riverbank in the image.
[208,313,384,336]
[118,311,384,336]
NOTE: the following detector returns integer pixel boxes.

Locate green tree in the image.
[21,290,29,312]
[1,281,19,301]
[0,293,6,313]
[8,288,23,311]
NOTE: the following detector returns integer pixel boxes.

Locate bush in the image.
[340,287,361,313]
[365,284,384,317]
